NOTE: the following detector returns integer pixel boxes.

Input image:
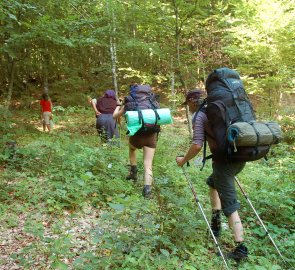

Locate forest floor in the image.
[0,103,294,270]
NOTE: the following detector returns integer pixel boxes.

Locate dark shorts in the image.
[129,132,157,149]
[207,162,246,217]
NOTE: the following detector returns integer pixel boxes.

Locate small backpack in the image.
[204,67,272,162]
[124,85,161,135]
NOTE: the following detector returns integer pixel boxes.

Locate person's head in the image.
[182,89,205,113]
[104,90,116,100]
[42,93,49,100]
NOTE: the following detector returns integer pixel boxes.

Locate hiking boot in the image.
[126,165,138,181]
[210,210,222,237]
[227,243,248,261]
[142,185,152,199]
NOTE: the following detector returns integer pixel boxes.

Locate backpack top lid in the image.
[130,84,152,98]
[205,67,241,91]
[124,84,159,111]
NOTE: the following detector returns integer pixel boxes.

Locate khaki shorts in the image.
[129,132,158,149]
[42,112,52,125]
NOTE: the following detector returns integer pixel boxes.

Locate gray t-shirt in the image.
[192,110,216,151]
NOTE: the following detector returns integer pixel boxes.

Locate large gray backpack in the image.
[205,67,271,162]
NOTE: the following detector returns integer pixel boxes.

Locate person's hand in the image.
[96,111,101,117]
[176,156,185,167]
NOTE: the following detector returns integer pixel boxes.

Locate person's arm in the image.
[176,111,206,167]
[113,105,125,119]
[176,144,202,167]
[90,99,101,116]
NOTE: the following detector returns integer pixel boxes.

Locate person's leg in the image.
[227,210,248,260]
[209,187,221,210]
[126,143,138,180]
[142,146,155,198]
[129,143,137,166]
[44,112,51,132]
[96,116,107,143]
[207,176,222,237]
[42,120,46,131]
[212,162,248,260]
[228,210,244,242]
[143,146,155,186]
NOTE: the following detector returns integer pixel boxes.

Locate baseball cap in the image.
[181,89,205,105]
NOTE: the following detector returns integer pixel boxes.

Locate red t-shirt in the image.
[40,99,52,112]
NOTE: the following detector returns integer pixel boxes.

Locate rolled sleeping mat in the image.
[125,108,173,135]
[227,121,282,147]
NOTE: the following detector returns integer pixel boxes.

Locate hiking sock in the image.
[142,185,152,199]
[126,165,138,181]
[210,209,222,237]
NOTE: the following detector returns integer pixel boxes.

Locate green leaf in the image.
[160,249,170,257]
[108,203,125,211]
[51,260,68,270]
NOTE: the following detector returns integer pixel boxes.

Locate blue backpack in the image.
[124,85,161,135]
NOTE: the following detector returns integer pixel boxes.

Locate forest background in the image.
[0,0,294,270]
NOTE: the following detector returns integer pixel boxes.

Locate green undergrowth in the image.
[0,106,294,270]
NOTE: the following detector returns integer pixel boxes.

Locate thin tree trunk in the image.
[43,51,49,95]
[5,56,15,111]
[172,0,191,137]
[110,37,118,95]
[106,0,118,96]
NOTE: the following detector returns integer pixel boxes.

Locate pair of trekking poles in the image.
[180,161,293,270]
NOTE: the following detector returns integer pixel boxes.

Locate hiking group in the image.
[41,67,283,266]
[111,67,281,265]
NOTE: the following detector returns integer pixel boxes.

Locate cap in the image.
[181,89,204,105]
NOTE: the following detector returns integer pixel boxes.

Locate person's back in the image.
[113,84,160,198]
[90,90,119,144]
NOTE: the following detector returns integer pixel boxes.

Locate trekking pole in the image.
[235,177,294,268]
[181,163,230,270]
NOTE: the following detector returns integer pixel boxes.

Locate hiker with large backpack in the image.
[89,90,119,144]
[176,73,254,261]
[113,84,161,199]
[176,84,249,262]
[176,68,283,262]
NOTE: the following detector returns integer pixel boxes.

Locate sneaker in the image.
[227,243,248,261]
[210,210,221,237]
[126,165,137,181]
[142,185,152,199]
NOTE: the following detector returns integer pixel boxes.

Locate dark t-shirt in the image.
[96,97,117,114]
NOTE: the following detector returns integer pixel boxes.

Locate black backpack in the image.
[204,67,270,162]
[124,85,161,135]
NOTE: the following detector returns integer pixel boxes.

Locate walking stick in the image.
[181,165,230,270]
[235,177,294,269]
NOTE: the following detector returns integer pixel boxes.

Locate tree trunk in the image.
[43,52,49,95]
[172,0,192,137]
[110,37,118,95]
[106,0,118,96]
[5,56,15,111]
